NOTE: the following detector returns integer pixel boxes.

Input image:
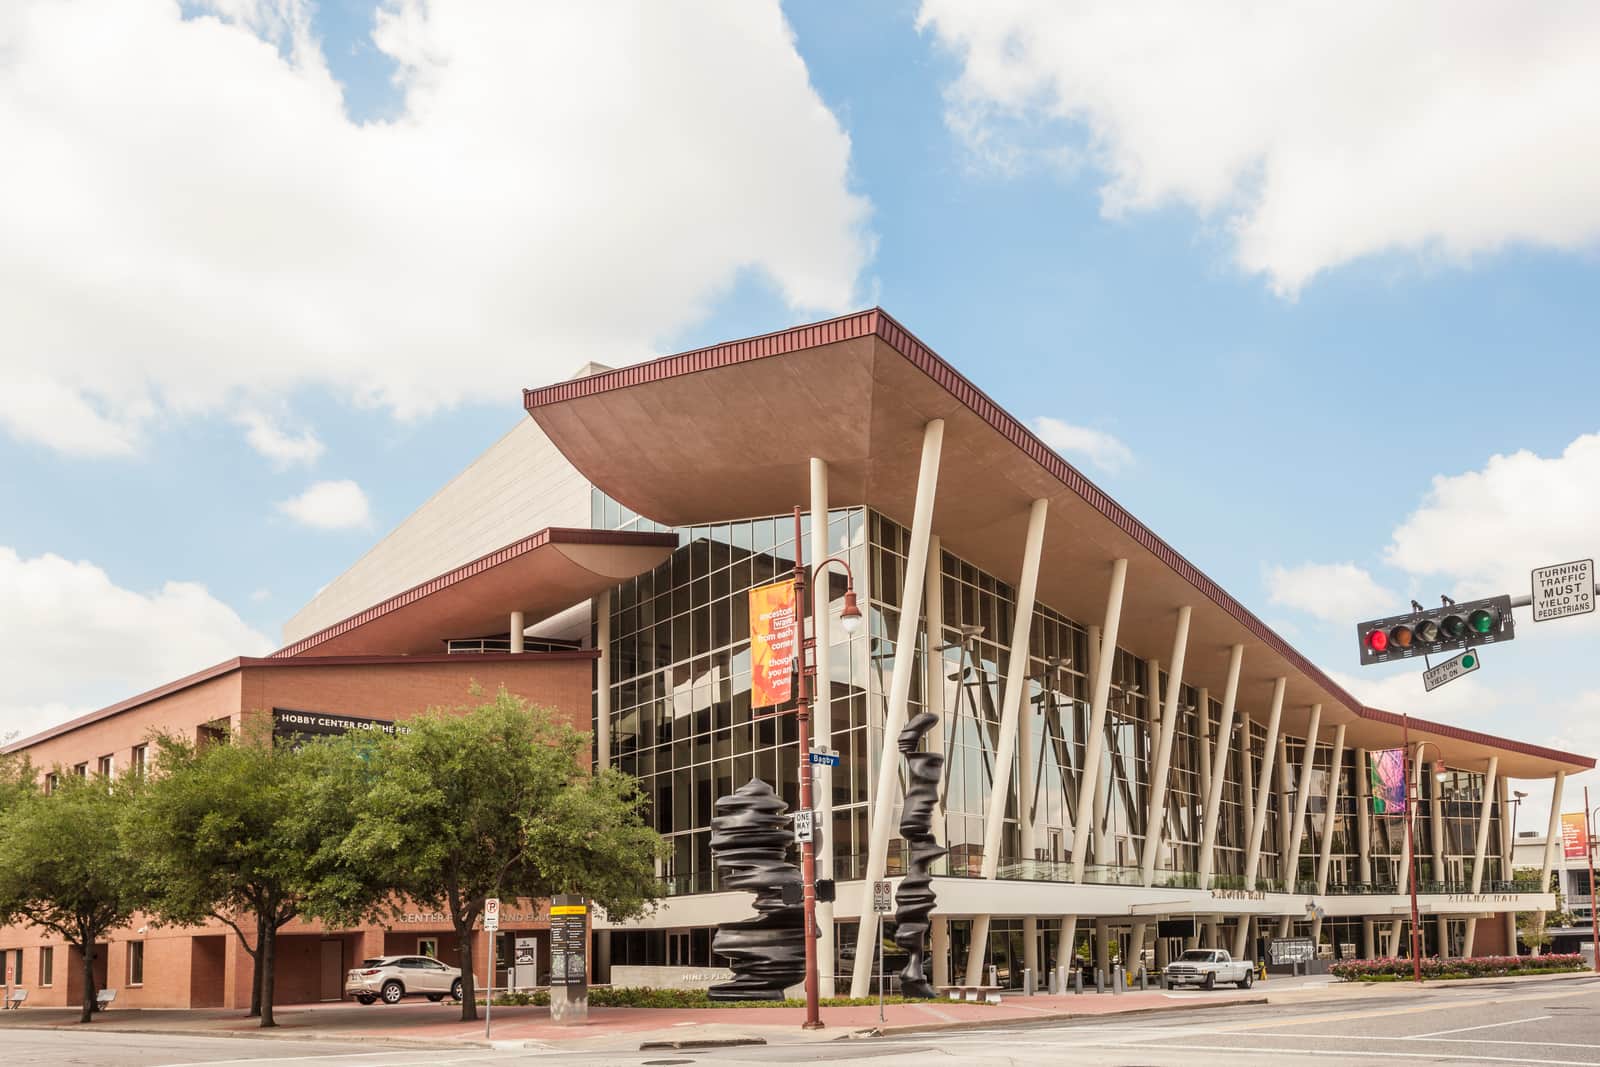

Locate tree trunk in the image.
[78,940,95,1024]
[248,913,265,1018]
[456,923,478,1022]
[259,923,277,1028]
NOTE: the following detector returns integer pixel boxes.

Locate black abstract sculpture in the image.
[893,711,948,998]
[707,778,806,1001]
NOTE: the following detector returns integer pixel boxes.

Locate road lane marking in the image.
[1415,1014,1554,1038]
[1080,1040,1600,1065]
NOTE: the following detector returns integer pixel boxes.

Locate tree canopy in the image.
[0,771,144,1022]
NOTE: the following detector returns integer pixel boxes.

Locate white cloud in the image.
[250,587,272,602]
[1266,562,1397,625]
[1030,415,1133,473]
[1385,434,1600,608]
[0,0,871,453]
[278,479,372,530]
[0,547,272,742]
[918,2,1600,294]
[239,410,325,466]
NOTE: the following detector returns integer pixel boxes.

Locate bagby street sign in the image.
[1422,648,1480,692]
[1531,559,1595,622]
[808,751,840,767]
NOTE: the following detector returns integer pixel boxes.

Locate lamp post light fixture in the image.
[788,506,861,1030]
[1403,715,1448,984]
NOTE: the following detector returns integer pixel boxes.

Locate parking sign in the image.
[484,897,500,931]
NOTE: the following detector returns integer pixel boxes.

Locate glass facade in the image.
[590,492,1521,972]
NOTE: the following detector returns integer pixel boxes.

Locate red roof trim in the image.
[2,651,598,754]
[523,309,1594,772]
[1360,706,1590,768]
[273,526,679,659]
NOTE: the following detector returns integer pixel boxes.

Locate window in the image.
[40,946,53,986]
[97,754,113,777]
[131,744,148,780]
[73,762,88,778]
[418,938,439,959]
[44,772,58,794]
[197,720,229,750]
[128,941,144,986]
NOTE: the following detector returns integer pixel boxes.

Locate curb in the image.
[849,995,1271,1039]
[0,1022,486,1049]
[640,1037,768,1051]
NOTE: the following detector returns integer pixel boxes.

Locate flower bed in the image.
[484,986,992,1008]
[1331,954,1585,982]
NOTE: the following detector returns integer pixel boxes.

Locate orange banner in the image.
[1562,811,1589,859]
[750,578,797,708]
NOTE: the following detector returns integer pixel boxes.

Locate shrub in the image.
[1330,953,1584,982]
[483,986,998,1009]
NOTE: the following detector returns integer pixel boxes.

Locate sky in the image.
[2,0,1598,832]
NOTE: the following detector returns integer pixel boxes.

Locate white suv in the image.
[345,955,464,1005]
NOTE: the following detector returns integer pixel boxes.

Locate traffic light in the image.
[1356,594,1515,666]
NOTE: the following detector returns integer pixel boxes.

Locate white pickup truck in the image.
[1163,948,1256,989]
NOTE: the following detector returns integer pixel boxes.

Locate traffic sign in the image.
[1531,559,1595,622]
[484,897,500,931]
[1422,648,1481,692]
[793,809,815,843]
[872,878,894,915]
[808,751,840,767]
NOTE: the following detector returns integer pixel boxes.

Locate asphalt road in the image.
[7,976,1600,1065]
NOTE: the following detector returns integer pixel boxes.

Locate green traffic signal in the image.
[1468,608,1495,634]
[1441,614,1467,639]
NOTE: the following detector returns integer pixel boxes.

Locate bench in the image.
[95,988,116,1011]
[4,989,25,1010]
[937,984,1003,1004]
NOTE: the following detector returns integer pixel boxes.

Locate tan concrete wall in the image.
[282,419,592,644]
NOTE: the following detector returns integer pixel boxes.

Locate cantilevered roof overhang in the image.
[524,309,1592,780]
[274,527,678,658]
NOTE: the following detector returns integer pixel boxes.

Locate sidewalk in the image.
[0,986,1267,1052]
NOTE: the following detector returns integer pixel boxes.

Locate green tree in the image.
[340,688,662,1021]
[0,772,144,1023]
[0,749,34,813]
[120,720,379,1027]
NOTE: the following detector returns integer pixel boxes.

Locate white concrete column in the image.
[1197,688,1212,834]
[1315,724,1348,893]
[808,458,837,997]
[1361,917,1375,959]
[1197,645,1244,888]
[931,917,950,987]
[1498,775,1517,954]
[1056,915,1078,973]
[849,419,945,998]
[1356,747,1373,884]
[1284,705,1323,893]
[965,498,1049,982]
[1023,915,1040,977]
[1533,771,1567,955]
[1238,714,1255,867]
[510,610,525,654]
[1129,920,1147,974]
[1463,757,1500,956]
[1069,560,1130,885]
[592,596,609,770]
[1429,761,1447,888]
[1087,626,1114,867]
[1094,917,1110,978]
[1140,607,1192,886]
[1242,679,1287,890]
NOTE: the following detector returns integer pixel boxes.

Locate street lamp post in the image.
[789,506,862,1030]
[1403,715,1447,983]
[1587,788,1599,975]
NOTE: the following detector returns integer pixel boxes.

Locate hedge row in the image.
[1331,954,1585,982]
[483,986,990,1009]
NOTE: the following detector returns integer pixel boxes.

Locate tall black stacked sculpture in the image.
[707,778,806,1001]
[893,711,948,998]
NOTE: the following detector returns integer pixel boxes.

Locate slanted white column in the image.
[1356,748,1373,885]
[965,498,1049,983]
[1087,626,1114,867]
[922,534,949,988]
[808,458,837,996]
[1241,679,1287,891]
[1238,714,1256,865]
[1140,607,1192,887]
[1283,705,1323,893]
[1499,775,1517,956]
[593,596,609,770]
[849,419,945,998]
[1197,645,1245,889]
[1463,757,1500,956]
[1315,724,1349,894]
[1069,560,1130,886]
[1057,916,1078,974]
[1533,771,1567,956]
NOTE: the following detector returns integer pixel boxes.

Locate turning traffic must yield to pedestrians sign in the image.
[1531,559,1595,622]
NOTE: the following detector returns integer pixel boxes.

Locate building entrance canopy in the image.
[525,309,1588,779]
[275,527,678,658]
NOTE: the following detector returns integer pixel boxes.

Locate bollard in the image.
[988,964,998,988]
[1094,967,1104,994]
[1138,966,1148,991]
[1023,967,1034,996]
[1048,967,1060,995]
[1111,963,1122,995]
[1073,967,1084,995]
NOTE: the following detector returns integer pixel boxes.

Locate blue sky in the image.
[2,1,1597,826]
